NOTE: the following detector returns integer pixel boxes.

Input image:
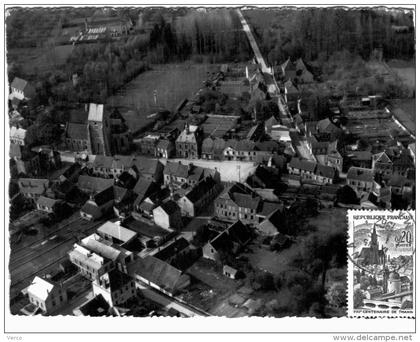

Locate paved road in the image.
[236,10,291,120]
[236,9,269,73]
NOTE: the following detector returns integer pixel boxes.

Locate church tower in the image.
[369,224,380,264]
[88,103,111,156]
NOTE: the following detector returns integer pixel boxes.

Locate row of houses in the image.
[287,158,338,185]
[135,116,291,162]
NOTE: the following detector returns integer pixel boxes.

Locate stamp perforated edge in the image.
[347,209,415,318]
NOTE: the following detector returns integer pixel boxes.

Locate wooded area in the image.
[247,8,414,64]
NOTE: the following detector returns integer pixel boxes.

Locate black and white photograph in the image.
[3,1,416,338]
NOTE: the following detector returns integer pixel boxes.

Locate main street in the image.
[236,9,291,120]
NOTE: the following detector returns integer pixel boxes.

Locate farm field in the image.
[107,63,219,133]
[390,98,416,135]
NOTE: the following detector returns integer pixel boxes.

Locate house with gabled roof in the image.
[372,151,393,179]
[223,139,256,161]
[10,126,32,146]
[347,166,376,194]
[77,175,114,194]
[391,149,414,178]
[178,176,222,217]
[136,133,160,156]
[10,143,40,176]
[128,255,191,296]
[201,137,225,160]
[294,58,314,83]
[214,182,262,225]
[152,200,183,231]
[131,157,164,184]
[257,209,283,236]
[307,136,337,156]
[10,77,35,101]
[112,186,135,219]
[90,154,134,179]
[287,158,317,181]
[22,276,67,315]
[92,269,136,308]
[389,175,414,197]
[264,115,281,134]
[347,151,373,169]
[306,118,342,142]
[163,161,218,190]
[36,196,64,214]
[18,178,49,201]
[156,138,175,159]
[314,164,337,185]
[90,155,114,178]
[203,220,252,263]
[153,237,190,264]
[268,125,292,143]
[65,122,90,153]
[69,233,134,280]
[72,294,112,317]
[325,149,343,172]
[133,178,158,204]
[283,79,300,104]
[97,221,138,246]
[175,124,201,159]
[80,186,114,221]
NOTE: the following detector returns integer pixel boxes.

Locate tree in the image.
[251,271,276,292]
[192,225,211,246]
[337,185,359,205]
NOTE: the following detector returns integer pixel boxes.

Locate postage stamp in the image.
[347,210,415,318]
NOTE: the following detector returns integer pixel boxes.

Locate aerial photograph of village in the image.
[7,6,415,318]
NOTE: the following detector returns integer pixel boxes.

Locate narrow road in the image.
[236,9,269,73]
[236,9,291,120]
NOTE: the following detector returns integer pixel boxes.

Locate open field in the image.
[390,98,415,135]
[308,208,347,235]
[107,63,219,133]
[244,242,296,275]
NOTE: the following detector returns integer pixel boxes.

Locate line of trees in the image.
[174,9,251,63]
[249,8,414,64]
